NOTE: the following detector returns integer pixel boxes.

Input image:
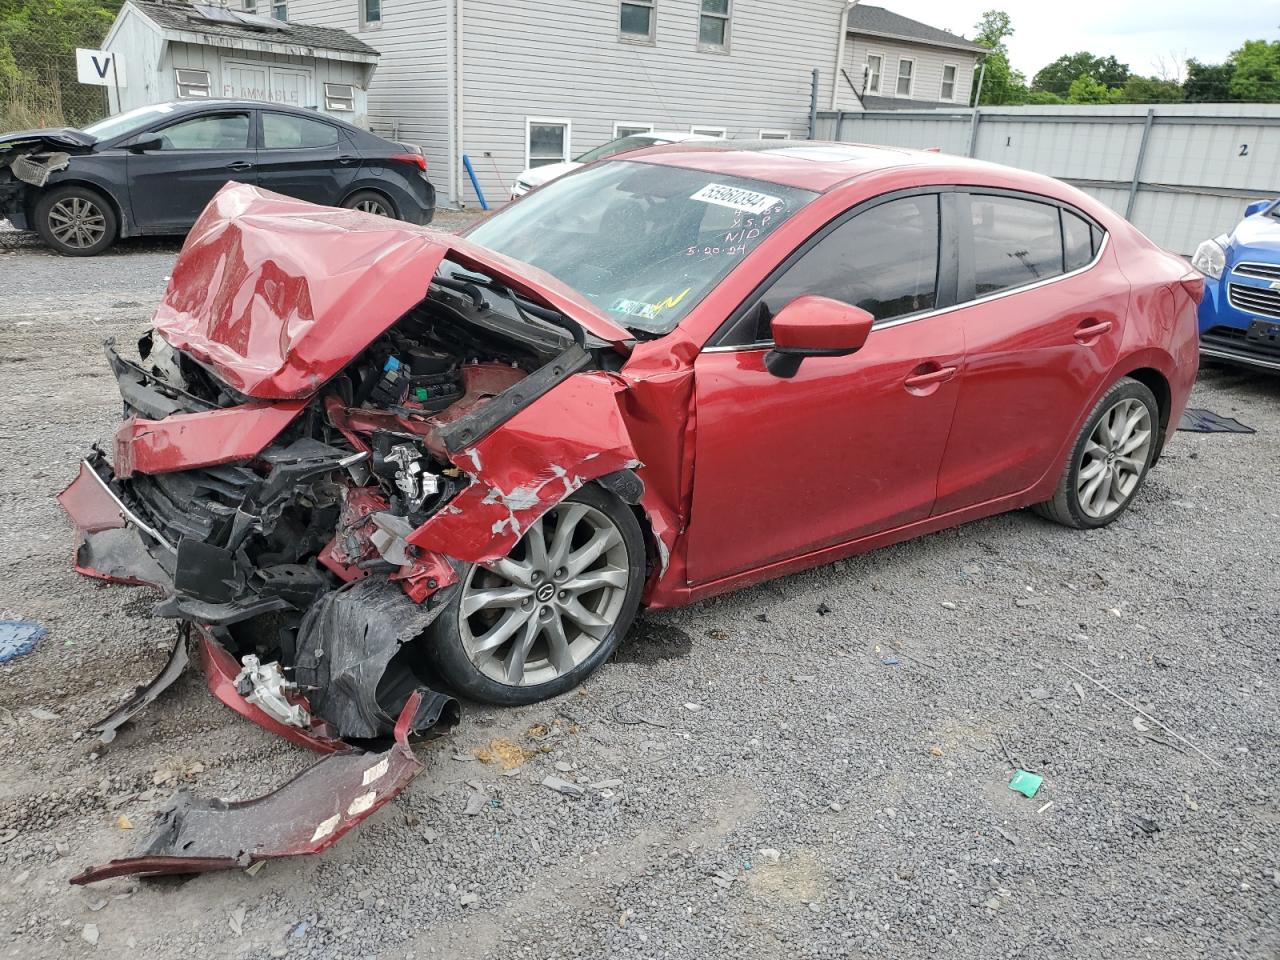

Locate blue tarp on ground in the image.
[0,620,46,663]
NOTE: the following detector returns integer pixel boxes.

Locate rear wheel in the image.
[35,185,117,256]
[1034,376,1159,529]
[424,484,645,705]
[342,189,397,219]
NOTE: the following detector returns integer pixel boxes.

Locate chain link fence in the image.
[1,2,121,131]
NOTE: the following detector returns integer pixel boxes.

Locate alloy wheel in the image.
[1076,397,1153,519]
[354,198,389,216]
[48,197,107,249]
[458,502,630,687]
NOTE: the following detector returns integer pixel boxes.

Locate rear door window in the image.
[969,195,1064,296]
[262,112,341,149]
[761,194,940,327]
[1063,209,1095,272]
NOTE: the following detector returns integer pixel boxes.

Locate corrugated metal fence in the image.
[815,103,1280,255]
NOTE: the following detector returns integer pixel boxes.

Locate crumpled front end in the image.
[57,186,655,882]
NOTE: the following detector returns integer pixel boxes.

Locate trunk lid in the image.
[153,183,634,400]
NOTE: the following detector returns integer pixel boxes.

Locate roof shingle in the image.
[132,0,378,56]
[847,5,988,55]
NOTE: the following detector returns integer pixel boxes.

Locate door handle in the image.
[225,160,254,171]
[1073,319,1113,343]
[338,155,358,166]
[903,365,958,390]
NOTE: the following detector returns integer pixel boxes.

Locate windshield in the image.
[466,160,816,334]
[82,103,180,141]
[574,136,661,164]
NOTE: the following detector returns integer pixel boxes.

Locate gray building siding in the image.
[288,0,846,207]
[458,0,845,205]
[279,0,453,195]
[835,34,978,111]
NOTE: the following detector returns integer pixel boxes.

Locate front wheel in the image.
[34,185,117,256]
[424,484,645,705]
[1034,376,1160,529]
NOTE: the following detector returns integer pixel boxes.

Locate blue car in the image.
[1193,197,1280,372]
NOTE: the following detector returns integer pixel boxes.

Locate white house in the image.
[102,0,380,126]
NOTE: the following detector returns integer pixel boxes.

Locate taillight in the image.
[390,153,427,172]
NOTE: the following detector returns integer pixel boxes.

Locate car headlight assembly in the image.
[1191,235,1228,280]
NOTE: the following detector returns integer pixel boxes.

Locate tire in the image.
[424,484,645,706]
[342,189,398,219]
[1034,376,1160,529]
[34,185,118,256]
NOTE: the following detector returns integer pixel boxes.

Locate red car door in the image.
[933,194,1128,514]
[684,193,966,585]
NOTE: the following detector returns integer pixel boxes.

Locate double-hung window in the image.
[620,0,655,42]
[865,54,883,94]
[896,58,914,97]
[698,0,730,51]
[941,64,958,101]
[527,118,570,168]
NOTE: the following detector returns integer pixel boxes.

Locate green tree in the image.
[972,10,1028,105]
[1033,52,1131,96]
[1119,75,1186,103]
[1183,58,1236,101]
[1067,75,1121,104]
[1228,39,1280,101]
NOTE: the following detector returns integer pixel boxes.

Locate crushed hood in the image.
[1230,210,1280,256]
[153,184,635,400]
[0,127,96,153]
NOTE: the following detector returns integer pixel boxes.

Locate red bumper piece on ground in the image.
[70,692,426,884]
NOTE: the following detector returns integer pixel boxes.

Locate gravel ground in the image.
[0,229,1276,960]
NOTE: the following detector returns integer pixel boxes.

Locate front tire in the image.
[424,484,645,706]
[1034,376,1159,529]
[35,185,117,256]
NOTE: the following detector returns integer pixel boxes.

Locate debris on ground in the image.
[473,738,536,770]
[1008,770,1044,798]
[0,619,45,663]
[541,776,585,797]
[1177,408,1255,434]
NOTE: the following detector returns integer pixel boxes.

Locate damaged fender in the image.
[71,692,430,884]
[408,372,642,562]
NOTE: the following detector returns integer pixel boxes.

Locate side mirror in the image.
[127,136,162,153]
[1244,198,1277,218]
[764,295,874,379]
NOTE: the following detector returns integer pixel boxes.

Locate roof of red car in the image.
[630,140,969,193]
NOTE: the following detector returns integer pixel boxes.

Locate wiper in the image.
[449,269,585,348]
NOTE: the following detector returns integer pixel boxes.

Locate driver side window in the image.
[750,194,941,342]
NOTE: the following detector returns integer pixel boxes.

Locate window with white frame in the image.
[527,118,570,167]
[758,129,791,140]
[272,0,286,20]
[614,122,654,138]
[324,82,355,111]
[940,63,957,101]
[896,58,914,97]
[175,68,212,99]
[690,126,726,138]
[698,0,730,51]
[865,53,883,94]
[619,0,654,42]
[360,0,380,28]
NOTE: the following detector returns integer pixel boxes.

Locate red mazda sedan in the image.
[62,141,1201,734]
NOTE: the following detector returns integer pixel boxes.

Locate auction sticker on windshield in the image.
[691,183,783,215]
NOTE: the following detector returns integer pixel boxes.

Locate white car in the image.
[510,131,720,200]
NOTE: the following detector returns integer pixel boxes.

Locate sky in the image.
[894,1,1279,80]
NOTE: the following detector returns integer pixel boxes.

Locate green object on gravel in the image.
[1008,770,1043,798]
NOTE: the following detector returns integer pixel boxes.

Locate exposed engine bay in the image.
[0,129,92,226]
[72,262,612,741]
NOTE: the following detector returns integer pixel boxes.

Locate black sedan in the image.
[0,99,436,256]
